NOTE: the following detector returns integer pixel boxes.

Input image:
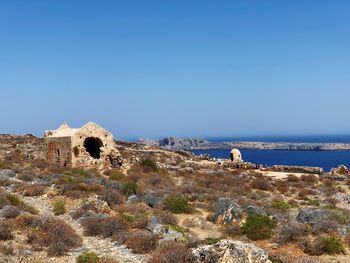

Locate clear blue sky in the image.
[1,1,350,139]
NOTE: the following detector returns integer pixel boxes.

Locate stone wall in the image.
[44,122,120,170]
[46,137,71,167]
[71,123,118,169]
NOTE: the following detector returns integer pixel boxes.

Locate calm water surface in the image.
[191,149,350,172]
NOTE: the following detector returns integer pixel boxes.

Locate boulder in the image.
[0,169,16,178]
[126,195,140,204]
[213,198,242,224]
[183,216,207,228]
[244,205,267,216]
[147,216,163,235]
[147,216,184,242]
[192,239,272,263]
[144,192,163,207]
[296,208,330,224]
[0,174,10,183]
[85,194,111,213]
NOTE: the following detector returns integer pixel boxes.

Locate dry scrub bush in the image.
[297,188,310,199]
[0,206,20,219]
[101,189,124,208]
[31,217,82,256]
[5,193,38,215]
[0,220,13,240]
[78,183,104,193]
[70,203,97,220]
[251,178,273,191]
[275,180,289,194]
[154,210,178,225]
[22,185,45,196]
[104,169,125,181]
[304,235,346,255]
[82,216,129,238]
[311,220,338,235]
[276,221,308,244]
[17,169,35,181]
[116,204,150,229]
[222,224,241,237]
[125,230,157,254]
[15,213,40,229]
[0,241,14,255]
[149,241,193,263]
[287,174,300,182]
[300,174,319,185]
[0,192,9,209]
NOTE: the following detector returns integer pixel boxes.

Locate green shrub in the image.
[6,193,22,207]
[52,199,66,215]
[164,194,189,214]
[140,159,158,172]
[108,172,124,181]
[6,193,38,214]
[164,225,186,235]
[313,235,346,255]
[76,251,99,263]
[122,181,137,196]
[272,200,290,210]
[269,255,284,263]
[205,238,220,245]
[242,214,276,240]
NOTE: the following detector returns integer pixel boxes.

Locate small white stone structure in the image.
[229,148,243,162]
[44,122,120,169]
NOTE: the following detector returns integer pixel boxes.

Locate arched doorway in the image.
[83,137,103,159]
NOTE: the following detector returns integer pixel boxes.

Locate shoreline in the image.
[140,137,350,151]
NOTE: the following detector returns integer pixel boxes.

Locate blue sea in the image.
[190,135,350,172]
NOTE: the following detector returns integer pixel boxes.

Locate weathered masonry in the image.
[44,122,120,169]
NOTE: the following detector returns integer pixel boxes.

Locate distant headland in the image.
[140,137,350,151]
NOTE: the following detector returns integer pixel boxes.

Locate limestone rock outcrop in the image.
[213,198,242,225]
[296,208,330,224]
[192,239,272,263]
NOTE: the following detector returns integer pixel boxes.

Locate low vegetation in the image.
[242,214,276,240]
[1,135,350,262]
[164,194,189,214]
[52,199,66,215]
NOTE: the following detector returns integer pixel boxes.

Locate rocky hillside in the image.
[0,135,350,263]
[141,137,350,151]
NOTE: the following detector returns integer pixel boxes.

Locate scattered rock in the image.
[147,216,163,235]
[0,174,10,183]
[183,216,206,228]
[0,169,16,178]
[334,193,350,204]
[296,208,329,224]
[144,192,163,207]
[213,198,242,224]
[146,216,184,242]
[85,195,111,214]
[127,195,140,204]
[192,239,272,263]
[244,205,267,216]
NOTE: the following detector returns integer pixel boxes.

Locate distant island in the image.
[140,137,350,151]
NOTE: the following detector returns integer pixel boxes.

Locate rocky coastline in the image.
[140,137,350,151]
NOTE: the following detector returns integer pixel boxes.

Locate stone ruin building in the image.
[229,148,243,163]
[44,122,121,169]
